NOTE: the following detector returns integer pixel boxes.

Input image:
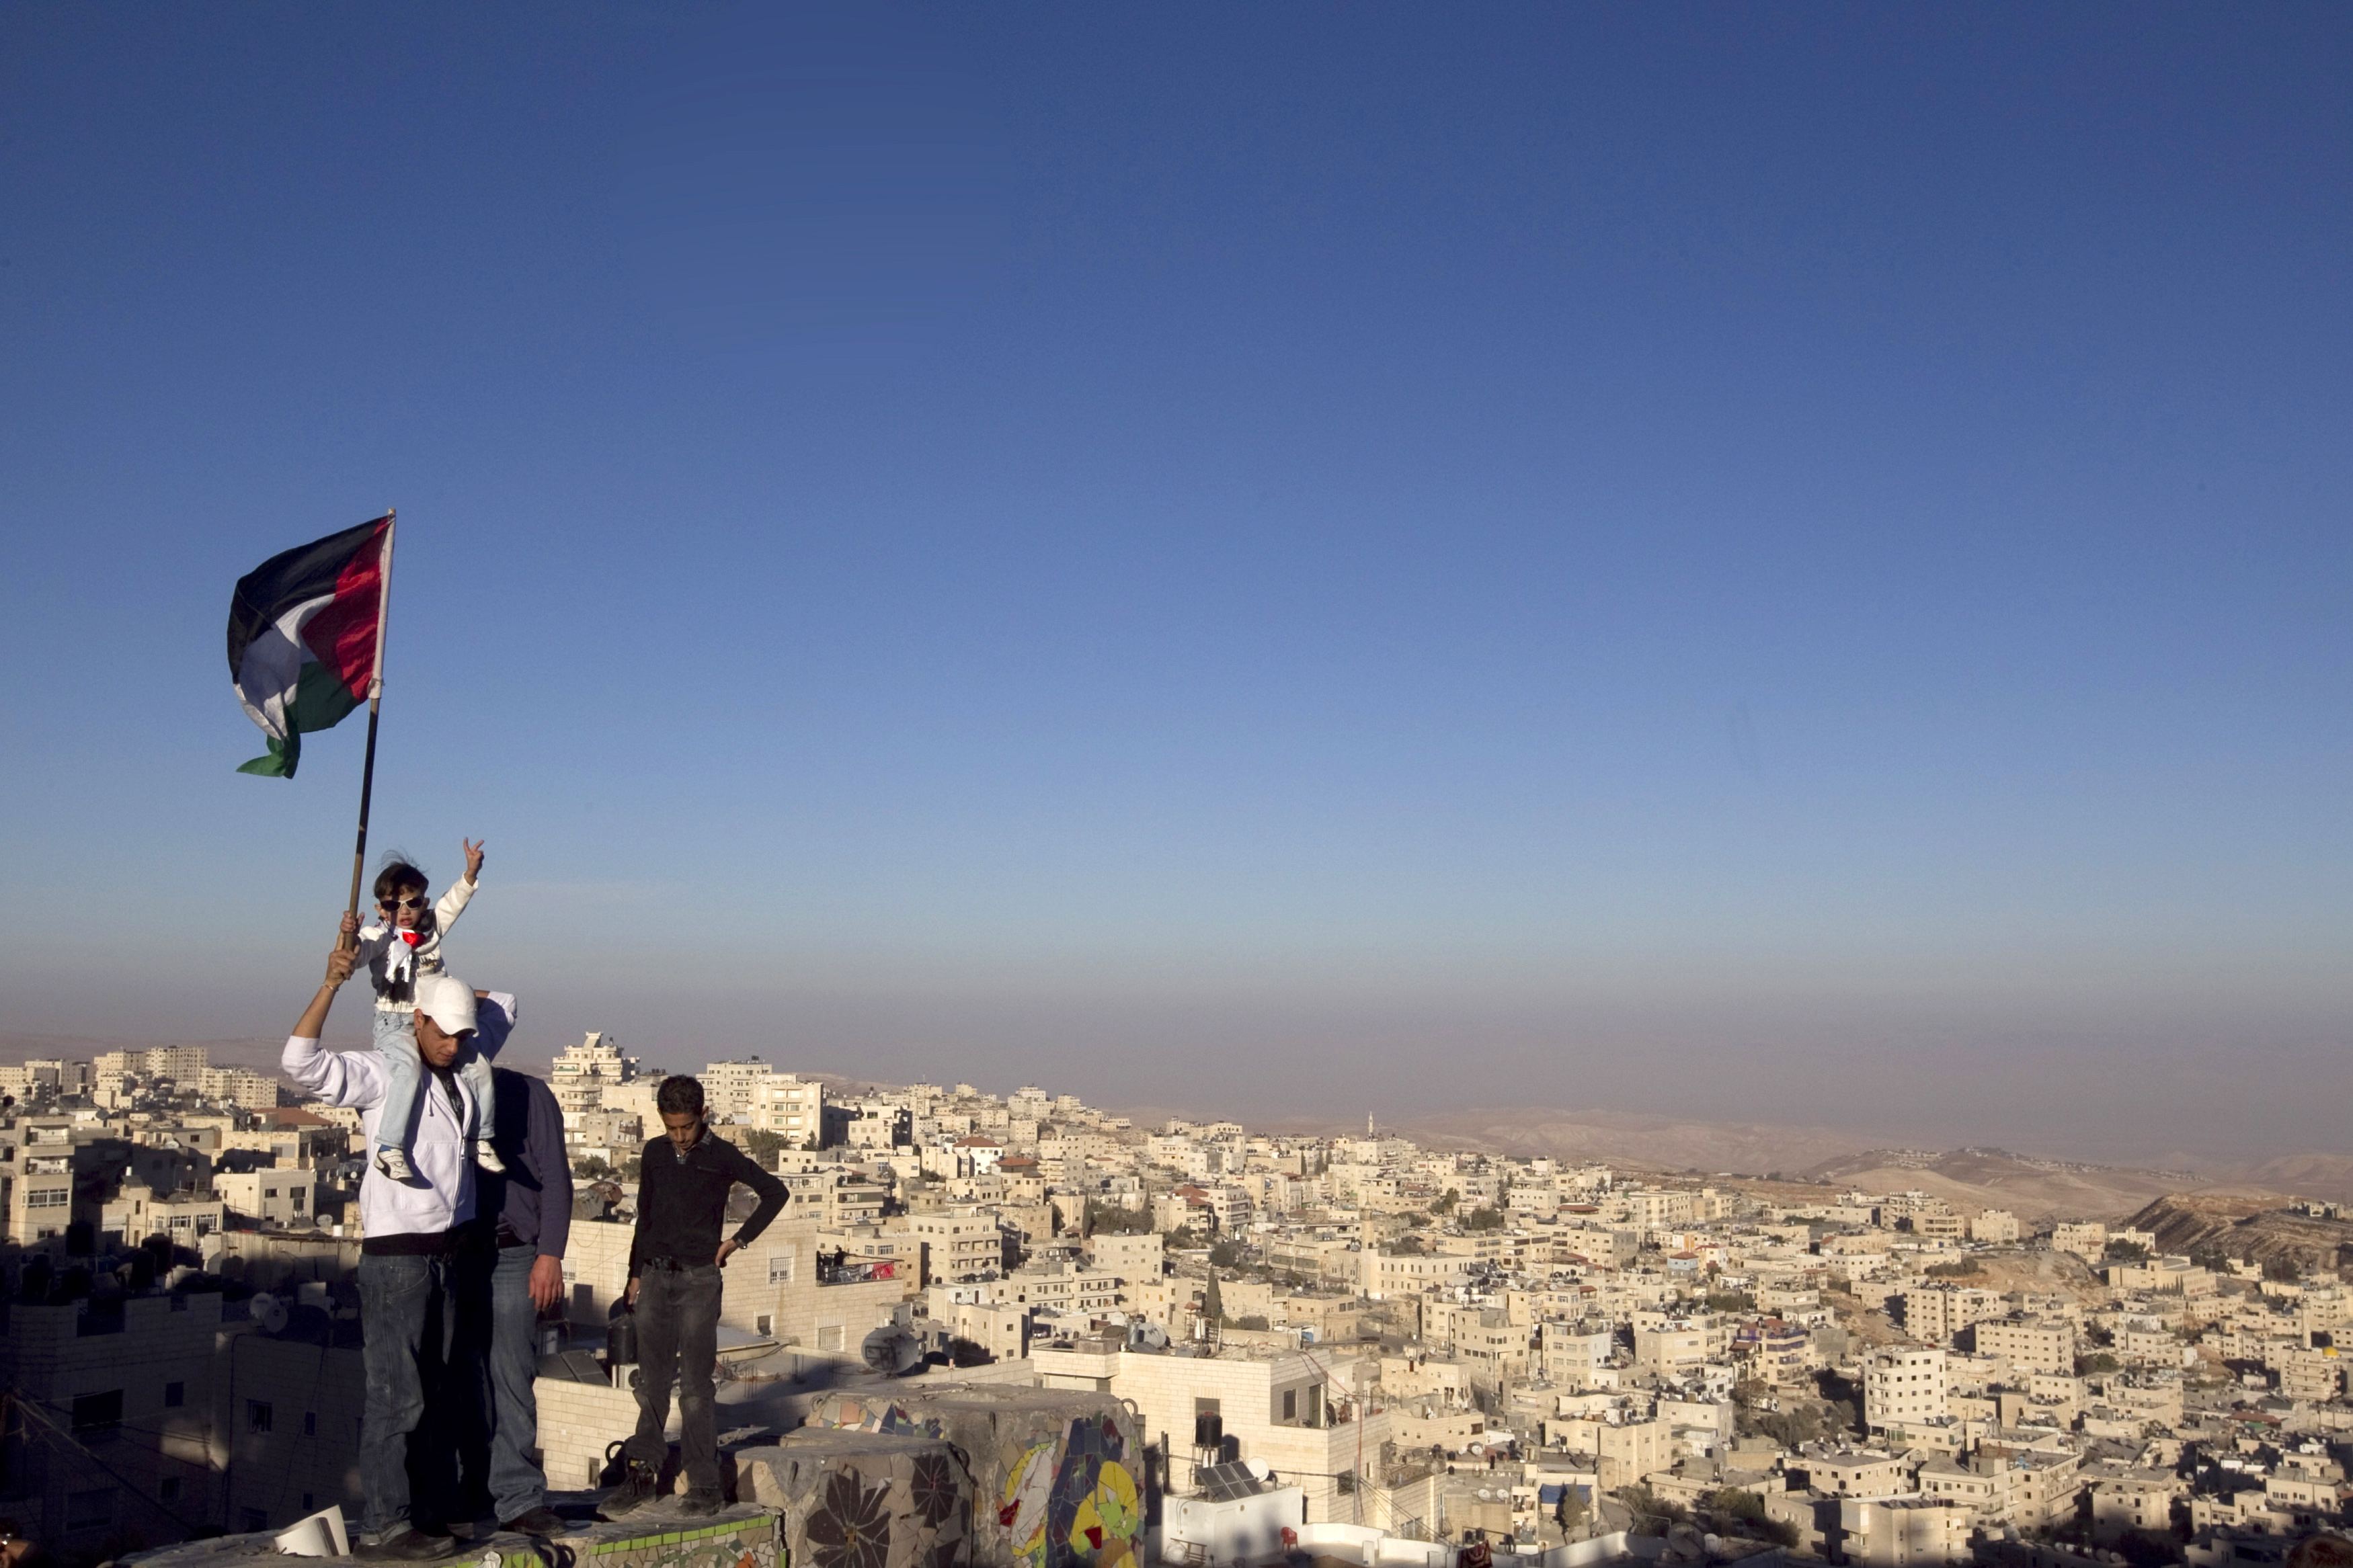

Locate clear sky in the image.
[3,5,2348,1165]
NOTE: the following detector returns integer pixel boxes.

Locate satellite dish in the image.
[861,1325,924,1375]
[253,1292,290,1333]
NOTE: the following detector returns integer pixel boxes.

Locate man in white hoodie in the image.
[284,932,516,1560]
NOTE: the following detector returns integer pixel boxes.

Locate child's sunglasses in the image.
[378,895,429,912]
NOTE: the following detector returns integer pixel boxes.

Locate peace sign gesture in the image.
[463,837,487,882]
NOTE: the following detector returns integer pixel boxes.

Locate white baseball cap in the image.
[413,974,477,1038]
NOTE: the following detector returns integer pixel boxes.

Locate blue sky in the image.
[3,5,2348,1162]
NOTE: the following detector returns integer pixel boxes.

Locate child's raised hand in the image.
[463,837,486,882]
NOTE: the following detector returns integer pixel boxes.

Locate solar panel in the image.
[1195,1461,1265,1501]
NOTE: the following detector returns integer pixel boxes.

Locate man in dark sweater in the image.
[467,1065,572,1534]
[603,1075,787,1518]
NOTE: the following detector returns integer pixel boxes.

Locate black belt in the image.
[642,1256,695,1272]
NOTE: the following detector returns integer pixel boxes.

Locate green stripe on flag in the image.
[234,661,362,779]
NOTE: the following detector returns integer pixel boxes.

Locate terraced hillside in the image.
[2128,1193,2353,1276]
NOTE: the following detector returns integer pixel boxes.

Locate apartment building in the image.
[1085,1229,1165,1286]
[197,1068,284,1111]
[0,1293,229,1552]
[903,1209,1006,1283]
[1360,1250,1476,1299]
[2051,1222,2107,1262]
[1833,1497,1969,1566]
[1541,1321,1617,1386]
[549,1031,640,1124]
[758,1071,833,1147]
[212,1169,317,1230]
[1548,1411,1670,1492]
[1033,1342,1389,1524]
[1867,1347,1950,1431]
[700,1057,777,1121]
[1900,1285,2005,1345]
[1972,1317,2077,1376]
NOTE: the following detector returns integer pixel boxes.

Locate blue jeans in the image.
[482,1245,547,1520]
[356,1251,461,1538]
[372,1007,494,1156]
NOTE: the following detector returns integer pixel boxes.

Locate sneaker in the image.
[472,1141,508,1174]
[677,1489,723,1518]
[498,1507,567,1535]
[357,1524,456,1561]
[596,1462,661,1520]
[374,1148,417,1183]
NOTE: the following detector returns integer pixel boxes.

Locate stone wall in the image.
[536,1373,657,1493]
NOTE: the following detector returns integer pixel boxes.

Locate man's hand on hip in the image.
[715,1239,740,1268]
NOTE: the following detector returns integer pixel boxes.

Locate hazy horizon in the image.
[5,7,2348,1171]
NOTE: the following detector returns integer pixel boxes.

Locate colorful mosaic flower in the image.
[1068,1460,1139,1558]
[807,1469,893,1568]
[911,1452,961,1528]
[1000,1441,1055,1568]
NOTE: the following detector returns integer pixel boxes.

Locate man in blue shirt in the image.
[465,1064,572,1536]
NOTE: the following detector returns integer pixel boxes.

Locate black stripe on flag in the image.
[226,516,389,679]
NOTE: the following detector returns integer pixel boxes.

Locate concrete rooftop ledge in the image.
[116,1502,785,1568]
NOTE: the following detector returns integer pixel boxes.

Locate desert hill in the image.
[1801,1147,2224,1221]
[1391,1105,1868,1177]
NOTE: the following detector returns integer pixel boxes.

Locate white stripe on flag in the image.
[232,590,334,741]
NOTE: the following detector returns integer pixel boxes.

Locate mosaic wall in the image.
[736,1430,971,1568]
[803,1385,1145,1568]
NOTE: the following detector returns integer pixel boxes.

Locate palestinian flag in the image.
[227,516,392,778]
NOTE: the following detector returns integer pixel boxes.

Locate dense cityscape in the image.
[3,1039,2349,1568]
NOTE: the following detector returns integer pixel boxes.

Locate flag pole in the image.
[341,509,396,946]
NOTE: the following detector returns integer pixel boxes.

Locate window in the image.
[756,1314,774,1336]
[69,1489,116,1529]
[165,1381,186,1408]
[28,1187,68,1208]
[243,1509,268,1533]
[768,1255,795,1285]
[817,1324,844,1352]
[159,1477,182,1503]
[1282,1390,1296,1421]
[67,1389,123,1444]
[302,1493,314,1513]
[247,1399,273,1434]
[303,1411,317,1436]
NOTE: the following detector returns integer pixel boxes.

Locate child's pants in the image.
[372,1007,495,1154]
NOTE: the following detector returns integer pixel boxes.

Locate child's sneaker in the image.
[472,1141,507,1174]
[374,1147,417,1183]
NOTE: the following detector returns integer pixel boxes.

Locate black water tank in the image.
[1194,1411,1223,1450]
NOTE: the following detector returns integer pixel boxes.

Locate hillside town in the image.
[4,1039,2352,1568]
